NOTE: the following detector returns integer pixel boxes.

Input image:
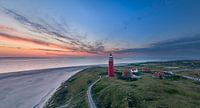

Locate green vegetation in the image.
[141,60,200,69]
[132,60,200,71]
[44,67,105,108]
[92,66,200,108]
[93,75,200,108]
[45,60,200,108]
[176,70,200,78]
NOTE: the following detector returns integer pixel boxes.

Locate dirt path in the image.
[87,77,101,108]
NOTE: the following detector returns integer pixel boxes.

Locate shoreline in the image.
[1,60,200,108]
[42,67,88,108]
[44,67,103,108]
[0,66,87,108]
[0,66,87,79]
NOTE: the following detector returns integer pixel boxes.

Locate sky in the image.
[0,0,200,57]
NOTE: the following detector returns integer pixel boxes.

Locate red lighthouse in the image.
[108,53,114,77]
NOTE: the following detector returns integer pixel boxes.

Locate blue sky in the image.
[0,0,200,57]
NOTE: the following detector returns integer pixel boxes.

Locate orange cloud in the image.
[0,33,96,57]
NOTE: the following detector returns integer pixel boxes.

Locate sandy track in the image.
[87,78,100,108]
[0,67,85,108]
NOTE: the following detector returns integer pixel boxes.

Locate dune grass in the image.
[44,67,106,108]
[44,60,200,108]
[92,73,200,108]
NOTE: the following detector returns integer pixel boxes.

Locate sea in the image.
[0,56,198,73]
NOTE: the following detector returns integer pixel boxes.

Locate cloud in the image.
[0,45,22,49]
[115,35,200,56]
[152,35,200,48]
[1,8,106,55]
[33,48,72,53]
[0,32,56,47]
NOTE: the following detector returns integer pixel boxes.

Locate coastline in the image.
[41,67,88,108]
[0,66,87,79]
[0,66,87,108]
[1,60,200,108]
[44,67,104,108]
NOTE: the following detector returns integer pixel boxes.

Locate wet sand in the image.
[0,67,86,108]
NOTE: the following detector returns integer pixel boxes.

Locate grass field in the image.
[175,70,200,78]
[93,75,200,108]
[44,60,200,108]
[92,67,200,108]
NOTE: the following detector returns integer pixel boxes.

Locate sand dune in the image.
[0,67,86,108]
